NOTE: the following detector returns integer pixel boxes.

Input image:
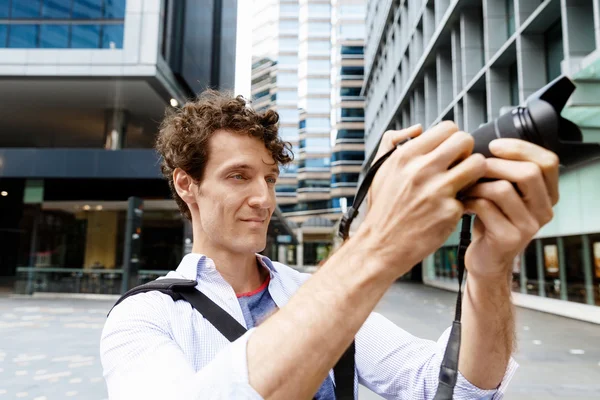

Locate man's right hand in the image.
[359,121,486,279]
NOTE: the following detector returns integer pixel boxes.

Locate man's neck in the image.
[191,243,267,295]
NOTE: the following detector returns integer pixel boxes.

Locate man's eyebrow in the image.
[222,163,279,175]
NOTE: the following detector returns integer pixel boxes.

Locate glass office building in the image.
[0,0,125,49]
[0,0,295,294]
[251,0,366,268]
[362,0,600,322]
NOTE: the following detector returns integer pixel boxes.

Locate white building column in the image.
[104,109,128,150]
[296,228,304,269]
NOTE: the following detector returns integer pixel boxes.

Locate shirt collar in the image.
[175,252,277,281]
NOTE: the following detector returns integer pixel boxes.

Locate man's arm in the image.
[247,226,398,399]
[459,272,515,390]
[458,138,560,389]
[246,123,488,399]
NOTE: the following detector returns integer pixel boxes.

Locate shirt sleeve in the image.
[100,292,263,400]
[355,312,518,400]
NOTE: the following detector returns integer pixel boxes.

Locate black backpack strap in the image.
[178,288,248,342]
[107,278,198,316]
[334,341,356,399]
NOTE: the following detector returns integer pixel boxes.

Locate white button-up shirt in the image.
[100,253,518,399]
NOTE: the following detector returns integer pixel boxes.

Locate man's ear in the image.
[173,168,198,205]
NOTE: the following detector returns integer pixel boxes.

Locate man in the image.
[101,90,559,399]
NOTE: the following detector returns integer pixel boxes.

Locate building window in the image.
[278,108,299,123]
[340,66,364,77]
[341,108,365,119]
[339,4,365,16]
[545,20,564,83]
[275,184,297,193]
[506,0,515,37]
[277,72,298,86]
[331,150,364,162]
[40,24,69,48]
[340,87,362,97]
[331,173,360,184]
[7,24,39,48]
[0,0,125,49]
[304,118,330,129]
[307,21,330,33]
[298,158,330,169]
[341,46,364,55]
[71,24,101,48]
[280,4,298,14]
[300,137,330,151]
[305,98,330,113]
[339,24,365,40]
[308,3,330,16]
[336,129,364,139]
[509,62,519,106]
[297,179,330,189]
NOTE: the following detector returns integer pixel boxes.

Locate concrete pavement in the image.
[0,281,599,399]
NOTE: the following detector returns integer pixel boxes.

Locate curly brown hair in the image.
[155,89,294,220]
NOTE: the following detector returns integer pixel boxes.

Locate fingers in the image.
[463,197,521,246]
[489,139,560,205]
[373,124,423,166]
[464,180,539,237]
[428,130,474,168]
[402,120,461,157]
[444,153,486,194]
[484,158,554,226]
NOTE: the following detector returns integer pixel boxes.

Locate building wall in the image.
[363,0,600,319]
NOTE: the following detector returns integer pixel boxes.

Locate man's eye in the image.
[266,177,277,184]
[231,174,245,180]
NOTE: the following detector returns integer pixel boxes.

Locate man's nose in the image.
[248,179,273,209]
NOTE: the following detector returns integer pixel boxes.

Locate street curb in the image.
[424,278,600,325]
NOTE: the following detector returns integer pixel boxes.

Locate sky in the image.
[234,0,253,98]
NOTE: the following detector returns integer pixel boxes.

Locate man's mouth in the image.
[241,218,266,224]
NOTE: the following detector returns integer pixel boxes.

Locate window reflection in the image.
[102,24,123,48]
[40,24,69,48]
[72,0,103,19]
[8,25,38,48]
[11,0,41,18]
[0,1,9,18]
[438,233,600,307]
[0,25,7,47]
[0,0,124,49]
[104,0,126,19]
[71,24,101,48]
[42,0,72,19]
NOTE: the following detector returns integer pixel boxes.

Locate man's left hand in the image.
[462,138,560,283]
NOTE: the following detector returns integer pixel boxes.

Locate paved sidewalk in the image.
[1,282,599,399]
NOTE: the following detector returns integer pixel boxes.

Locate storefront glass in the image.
[433,232,600,307]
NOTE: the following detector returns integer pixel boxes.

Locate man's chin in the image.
[236,237,267,255]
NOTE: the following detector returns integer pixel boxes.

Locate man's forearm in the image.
[459,270,515,389]
[247,227,398,399]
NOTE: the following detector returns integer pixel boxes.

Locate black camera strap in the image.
[338,144,471,400]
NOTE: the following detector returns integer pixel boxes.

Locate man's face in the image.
[193,130,278,255]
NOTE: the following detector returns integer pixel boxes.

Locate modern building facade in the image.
[362,0,600,322]
[250,0,366,267]
[0,0,296,294]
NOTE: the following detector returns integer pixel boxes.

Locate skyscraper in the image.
[250,0,366,267]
